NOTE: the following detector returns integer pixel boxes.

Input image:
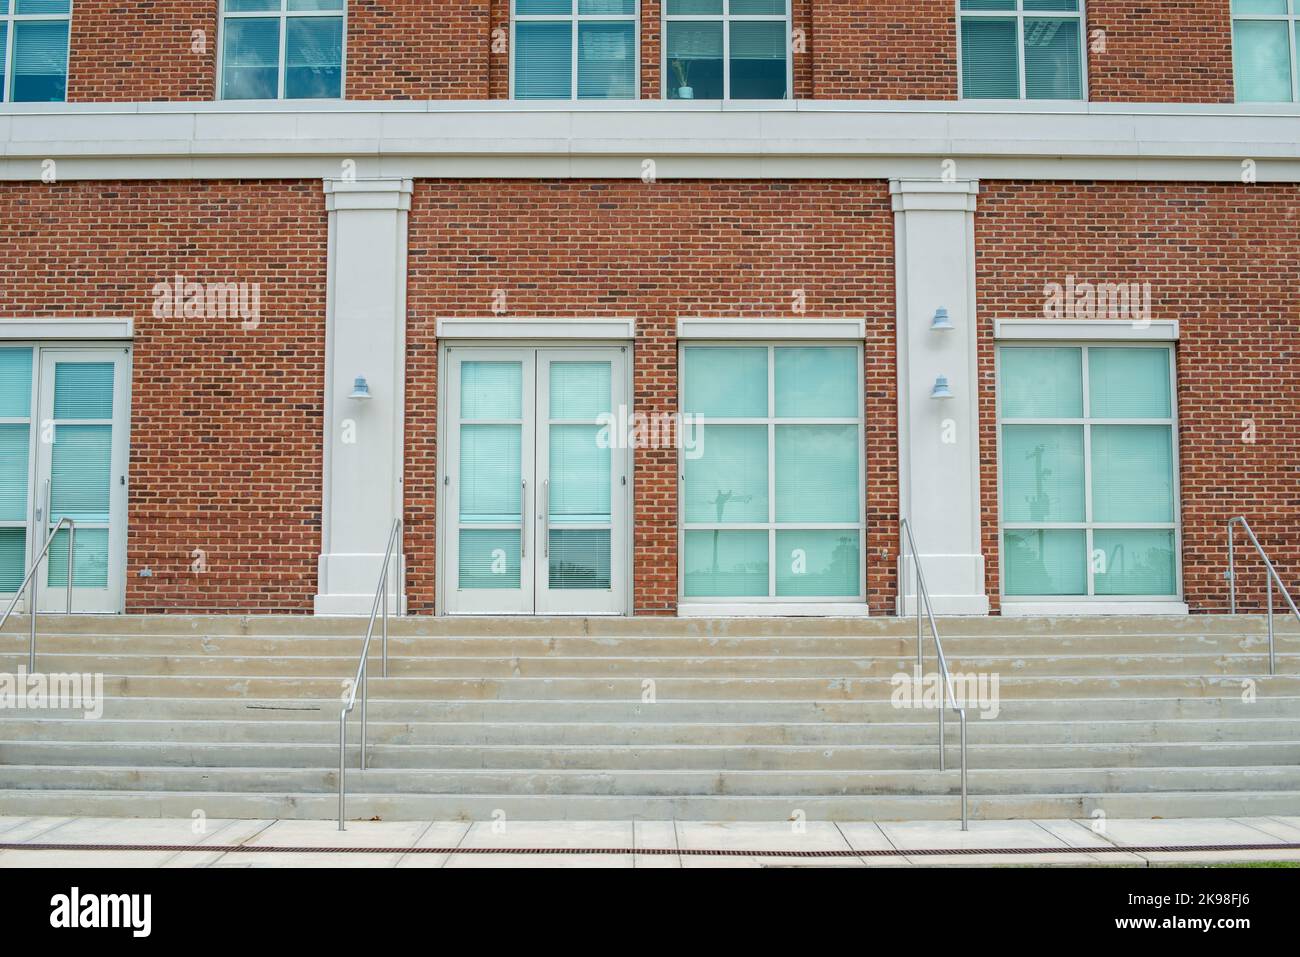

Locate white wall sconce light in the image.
[930,375,953,399]
[931,307,953,330]
[349,375,372,400]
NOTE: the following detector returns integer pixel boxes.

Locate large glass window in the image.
[512,0,638,100]
[220,0,344,100]
[664,0,789,100]
[680,344,863,601]
[1232,0,1300,101]
[0,0,70,103]
[959,0,1084,100]
[998,345,1180,600]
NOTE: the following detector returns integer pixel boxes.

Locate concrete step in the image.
[5,716,1298,746]
[4,740,1299,771]
[4,764,1300,796]
[7,651,1297,678]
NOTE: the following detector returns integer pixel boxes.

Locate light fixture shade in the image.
[349,375,372,400]
[930,375,953,399]
[931,307,954,330]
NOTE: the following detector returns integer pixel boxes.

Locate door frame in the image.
[436,340,634,617]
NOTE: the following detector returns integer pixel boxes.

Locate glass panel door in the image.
[31,348,130,613]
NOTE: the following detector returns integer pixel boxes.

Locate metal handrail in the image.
[0,517,77,671]
[338,518,404,831]
[1226,517,1299,677]
[899,518,968,830]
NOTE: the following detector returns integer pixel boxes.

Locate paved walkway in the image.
[1,815,1298,867]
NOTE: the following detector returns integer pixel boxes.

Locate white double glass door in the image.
[443,347,628,615]
[0,346,131,614]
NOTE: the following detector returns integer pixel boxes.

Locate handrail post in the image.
[360,659,368,772]
[66,521,75,615]
[29,540,38,671]
[1227,520,1238,614]
[1267,572,1275,677]
[959,710,968,831]
[338,710,347,830]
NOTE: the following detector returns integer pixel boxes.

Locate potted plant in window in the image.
[672,59,693,100]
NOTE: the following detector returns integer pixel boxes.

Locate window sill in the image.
[1001,601,1189,617]
[678,602,870,618]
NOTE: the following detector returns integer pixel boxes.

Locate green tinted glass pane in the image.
[0,348,33,416]
[224,0,279,10]
[1232,1,1287,13]
[221,17,279,99]
[1024,0,1079,9]
[549,529,611,589]
[53,362,114,419]
[775,425,859,523]
[1000,424,1084,523]
[776,530,859,597]
[458,529,521,589]
[683,530,768,597]
[1094,529,1176,596]
[0,24,6,96]
[666,0,722,12]
[961,17,1019,97]
[516,21,573,99]
[961,0,1016,8]
[682,347,767,417]
[550,362,610,419]
[50,425,111,523]
[517,0,570,13]
[730,21,788,99]
[683,425,768,523]
[999,347,1082,418]
[666,20,723,99]
[0,527,25,592]
[460,425,521,523]
[14,0,70,13]
[578,22,636,99]
[287,0,344,8]
[579,0,636,12]
[549,425,610,520]
[45,526,108,589]
[731,0,786,12]
[0,424,31,523]
[1234,20,1293,101]
[12,20,68,102]
[774,347,858,418]
[1003,528,1086,596]
[462,362,522,420]
[1088,348,1171,419]
[1024,18,1082,99]
[1091,425,1174,523]
[285,16,343,99]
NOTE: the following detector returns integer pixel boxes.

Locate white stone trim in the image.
[435,318,636,340]
[677,603,871,618]
[1002,601,1190,617]
[995,319,1179,341]
[0,319,133,340]
[676,318,865,340]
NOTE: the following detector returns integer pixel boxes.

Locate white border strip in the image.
[995,319,1179,341]
[1002,601,1189,617]
[0,319,134,340]
[677,318,865,340]
[435,318,635,340]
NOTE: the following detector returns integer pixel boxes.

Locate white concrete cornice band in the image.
[323,177,413,211]
[995,319,1180,341]
[0,318,134,340]
[436,318,636,340]
[677,318,866,339]
[2,102,1300,181]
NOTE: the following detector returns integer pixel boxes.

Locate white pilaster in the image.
[892,178,989,615]
[315,178,412,615]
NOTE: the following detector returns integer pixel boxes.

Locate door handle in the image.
[542,479,549,559]
[35,477,49,526]
[521,479,527,558]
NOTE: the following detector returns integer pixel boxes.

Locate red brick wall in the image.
[406,179,897,615]
[68,0,216,101]
[0,181,327,613]
[811,0,956,99]
[975,182,1300,614]
[347,1,491,99]
[1086,1,1235,103]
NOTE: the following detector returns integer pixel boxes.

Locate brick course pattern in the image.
[975,181,1300,614]
[347,1,491,100]
[67,0,217,101]
[811,0,956,99]
[406,179,897,615]
[0,181,327,613]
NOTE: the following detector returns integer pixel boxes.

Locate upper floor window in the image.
[219,0,344,100]
[0,0,70,103]
[511,1,638,100]
[958,0,1084,100]
[1232,0,1300,101]
[664,1,790,100]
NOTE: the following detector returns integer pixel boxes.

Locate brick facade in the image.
[406,179,897,615]
[347,1,491,100]
[975,181,1300,614]
[67,0,216,102]
[1086,1,1235,103]
[0,180,327,613]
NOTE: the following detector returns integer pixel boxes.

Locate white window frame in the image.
[677,341,866,607]
[216,0,347,101]
[956,0,1088,101]
[995,341,1184,606]
[1231,0,1300,103]
[0,0,72,104]
[661,0,792,101]
[510,0,641,101]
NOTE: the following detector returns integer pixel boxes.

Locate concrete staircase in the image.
[1,614,1298,821]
